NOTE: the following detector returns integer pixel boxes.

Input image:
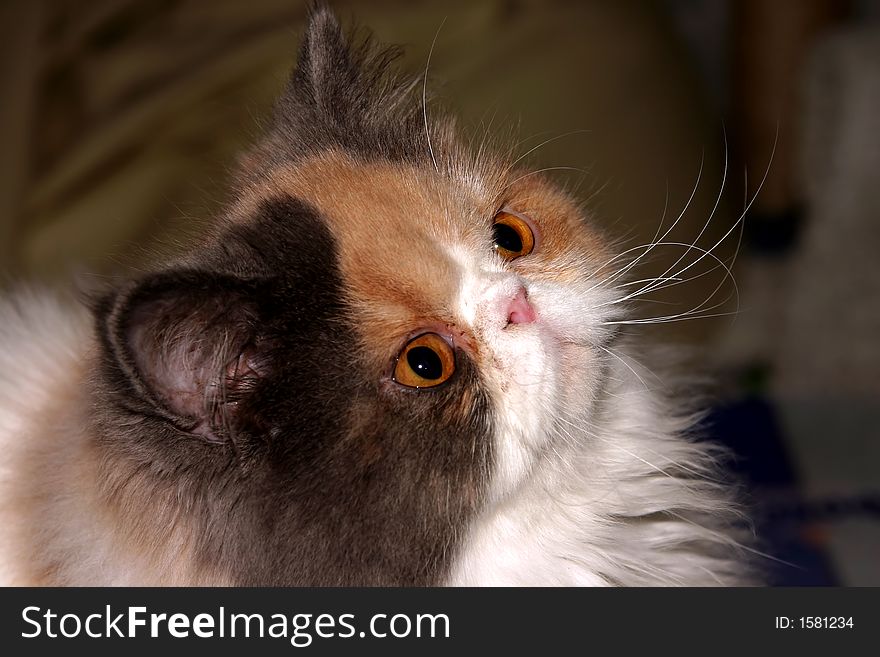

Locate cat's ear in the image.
[98,270,269,442]
[289,3,351,105]
[279,3,403,121]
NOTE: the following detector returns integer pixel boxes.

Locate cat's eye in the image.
[392,333,455,389]
[492,211,535,260]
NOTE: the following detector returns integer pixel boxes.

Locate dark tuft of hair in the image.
[257,3,441,168]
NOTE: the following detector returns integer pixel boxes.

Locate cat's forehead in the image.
[271,150,499,244]
[229,151,493,334]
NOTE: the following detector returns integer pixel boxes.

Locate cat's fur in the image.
[0,5,752,585]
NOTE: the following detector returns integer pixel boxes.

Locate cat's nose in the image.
[506,286,536,325]
[470,273,536,330]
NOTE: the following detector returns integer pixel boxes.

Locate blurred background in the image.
[0,0,877,584]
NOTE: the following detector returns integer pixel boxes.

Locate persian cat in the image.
[0,6,752,585]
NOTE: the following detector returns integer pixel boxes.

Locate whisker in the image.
[422,18,446,172]
[596,344,652,390]
[604,309,740,325]
[504,166,589,189]
[584,153,705,293]
[596,241,736,308]
[601,129,779,328]
[613,276,740,324]
[634,128,777,309]
[611,276,683,289]
[627,133,729,301]
[502,129,591,180]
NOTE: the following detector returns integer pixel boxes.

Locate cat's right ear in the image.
[277,3,402,124]
[96,270,269,442]
[288,3,350,104]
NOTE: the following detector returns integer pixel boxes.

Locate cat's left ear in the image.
[96,270,270,443]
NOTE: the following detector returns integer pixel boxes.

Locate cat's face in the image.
[92,7,619,585]
[231,150,618,497]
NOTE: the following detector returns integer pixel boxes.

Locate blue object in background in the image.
[702,394,838,586]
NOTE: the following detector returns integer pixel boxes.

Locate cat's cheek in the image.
[479,329,560,498]
[525,280,618,347]
[555,342,607,411]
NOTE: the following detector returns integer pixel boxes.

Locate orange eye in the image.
[492,211,535,260]
[392,333,455,389]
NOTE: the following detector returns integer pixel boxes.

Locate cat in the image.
[0,4,753,586]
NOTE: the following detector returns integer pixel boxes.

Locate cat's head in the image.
[93,5,621,584]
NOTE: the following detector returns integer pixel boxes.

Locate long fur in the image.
[0,5,755,586]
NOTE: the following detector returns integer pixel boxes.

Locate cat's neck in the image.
[446,356,747,586]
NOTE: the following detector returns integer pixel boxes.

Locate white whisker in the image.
[504,166,589,189]
[596,241,736,308]
[502,129,591,179]
[596,344,650,390]
[628,132,729,301]
[422,18,446,172]
[583,154,705,294]
[635,128,777,308]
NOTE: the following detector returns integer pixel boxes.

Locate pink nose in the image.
[507,287,536,325]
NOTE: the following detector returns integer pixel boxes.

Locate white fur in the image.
[445,249,748,586]
[0,292,218,585]
[0,292,88,583]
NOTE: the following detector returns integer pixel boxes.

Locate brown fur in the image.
[226,149,612,379]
